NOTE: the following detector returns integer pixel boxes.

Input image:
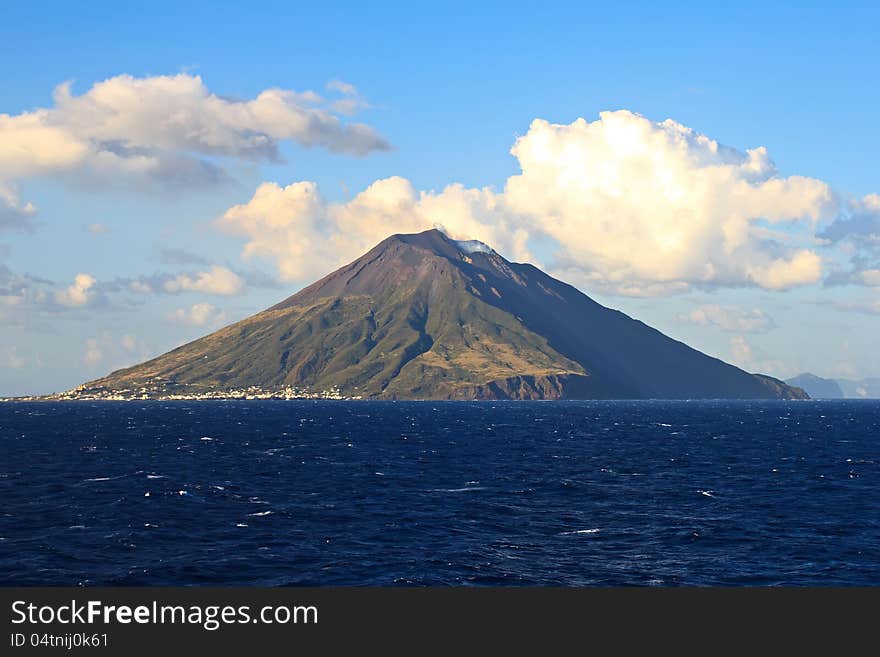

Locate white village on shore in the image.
[1,383,358,402]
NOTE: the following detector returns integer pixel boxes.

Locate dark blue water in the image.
[1,400,878,586]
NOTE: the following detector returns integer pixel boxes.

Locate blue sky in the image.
[1,1,878,395]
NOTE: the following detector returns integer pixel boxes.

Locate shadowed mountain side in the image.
[79,229,807,400]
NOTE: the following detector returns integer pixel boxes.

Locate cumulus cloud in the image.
[54,273,97,307]
[169,302,226,326]
[0,73,390,219]
[678,304,775,333]
[2,262,245,325]
[503,112,834,293]
[218,110,845,295]
[127,265,244,296]
[160,266,244,296]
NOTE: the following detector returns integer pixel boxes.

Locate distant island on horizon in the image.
[785,373,880,400]
[10,229,811,402]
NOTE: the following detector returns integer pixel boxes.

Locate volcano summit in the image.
[71,229,806,400]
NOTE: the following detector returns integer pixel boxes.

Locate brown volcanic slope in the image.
[82,229,807,400]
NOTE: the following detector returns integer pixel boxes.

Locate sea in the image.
[1,399,878,586]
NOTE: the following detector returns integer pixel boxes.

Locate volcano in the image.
[78,229,807,400]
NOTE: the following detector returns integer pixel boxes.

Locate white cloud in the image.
[0,265,247,319]
[169,302,225,326]
[0,73,389,219]
[161,266,244,296]
[85,223,111,235]
[678,304,775,333]
[1,262,246,324]
[746,251,823,290]
[55,273,97,307]
[503,111,835,293]
[218,111,845,295]
[124,266,246,297]
[860,269,880,286]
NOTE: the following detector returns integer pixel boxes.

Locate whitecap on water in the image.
[248,510,273,517]
[559,528,601,535]
[430,486,487,492]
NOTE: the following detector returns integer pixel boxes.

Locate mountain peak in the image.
[382,227,463,258]
[384,228,497,258]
